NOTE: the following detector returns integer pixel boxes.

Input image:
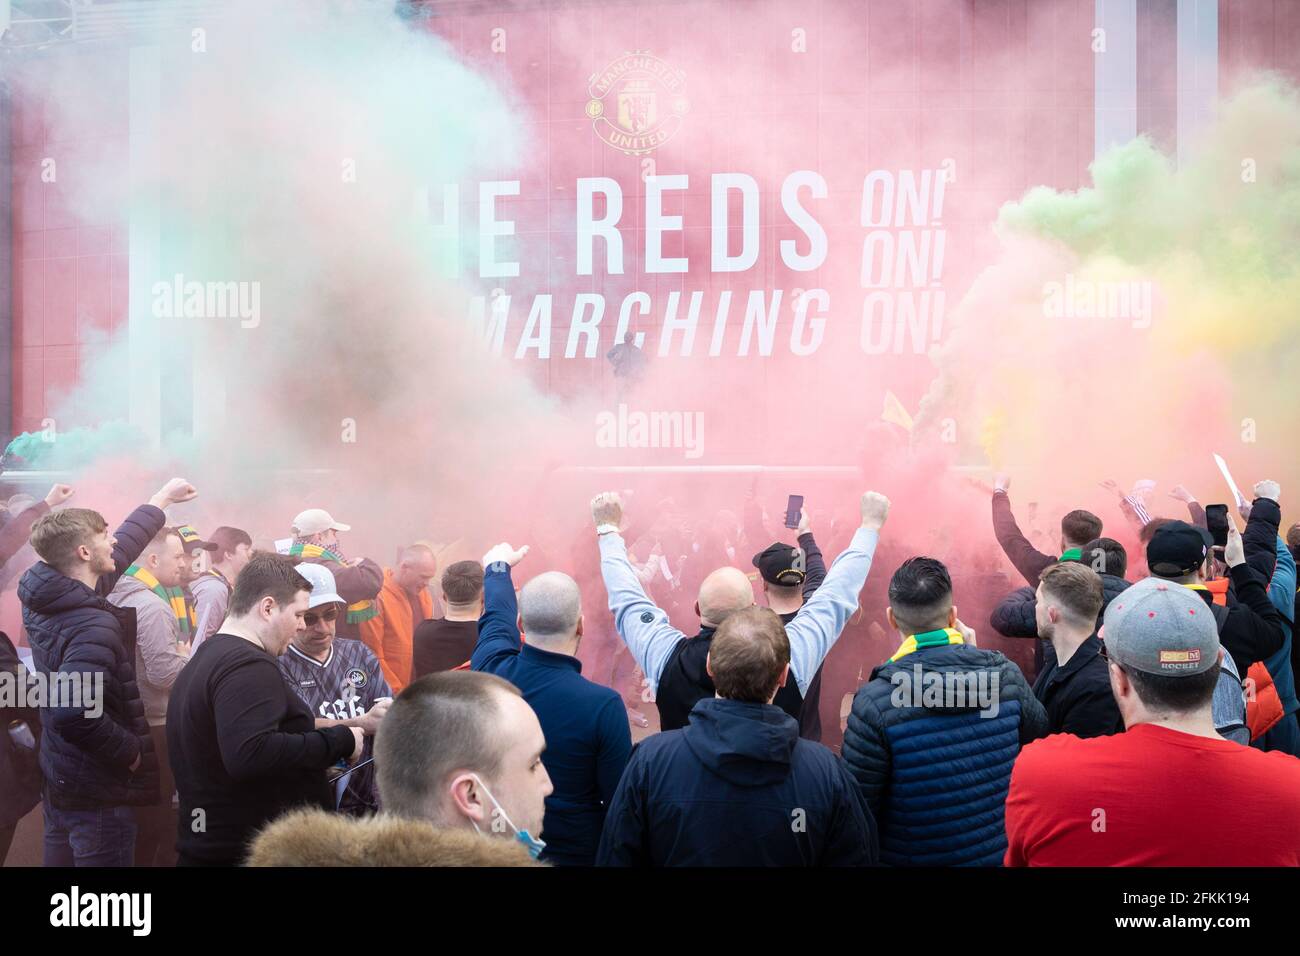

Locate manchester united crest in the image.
[586,52,689,155]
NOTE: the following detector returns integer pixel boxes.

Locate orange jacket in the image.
[359,569,432,693]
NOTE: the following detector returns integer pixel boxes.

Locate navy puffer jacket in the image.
[841,644,1047,866]
[20,504,165,810]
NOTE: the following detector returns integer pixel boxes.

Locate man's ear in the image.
[575,614,584,638]
[448,772,489,828]
[886,606,897,631]
[260,595,276,621]
[516,613,525,637]
[776,662,789,689]
[1106,660,1129,704]
[705,652,713,680]
[947,606,958,627]
[695,601,702,620]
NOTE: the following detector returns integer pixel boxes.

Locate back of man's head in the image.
[442,560,484,605]
[1061,510,1103,548]
[708,606,790,703]
[1102,577,1222,718]
[30,508,108,573]
[1038,561,1104,629]
[888,557,954,634]
[518,571,582,646]
[375,671,520,825]
[1287,522,1300,552]
[697,566,754,627]
[229,552,311,617]
[1081,536,1128,579]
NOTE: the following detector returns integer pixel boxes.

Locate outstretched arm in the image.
[783,493,888,695]
[471,543,530,673]
[592,493,685,692]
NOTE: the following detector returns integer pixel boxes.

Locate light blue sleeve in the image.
[784,527,880,696]
[598,532,685,692]
[1268,537,1296,627]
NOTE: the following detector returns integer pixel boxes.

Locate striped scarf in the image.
[889,627,966,663]
[288,541,379,624]
[126,565,196,637]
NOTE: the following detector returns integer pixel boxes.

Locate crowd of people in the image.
[2,471,1299,868]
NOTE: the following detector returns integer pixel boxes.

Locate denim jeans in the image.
[43,801,137,867]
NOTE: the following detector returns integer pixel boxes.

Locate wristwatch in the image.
[595,523,620,536]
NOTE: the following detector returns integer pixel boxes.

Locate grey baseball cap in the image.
[1101,576,1220,676]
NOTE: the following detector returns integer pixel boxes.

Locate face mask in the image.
[468,773,546,860]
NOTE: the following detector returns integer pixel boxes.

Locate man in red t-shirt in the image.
[1006,565,1300,866]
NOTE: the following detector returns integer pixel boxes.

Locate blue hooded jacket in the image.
[597,697,877,866]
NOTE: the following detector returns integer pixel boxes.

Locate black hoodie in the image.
[596,697,877,866]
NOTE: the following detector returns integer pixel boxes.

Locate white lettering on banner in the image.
[429,168,948,357]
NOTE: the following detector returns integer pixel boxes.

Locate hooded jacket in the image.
[245,807,541,866]
[596,697,878,866]
[841,642,1048,867]
[19,504,166,810]
[107,573,188,725]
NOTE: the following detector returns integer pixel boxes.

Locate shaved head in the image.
[519,571,582,645]
[394,543,438,593]
[697,567,754,627]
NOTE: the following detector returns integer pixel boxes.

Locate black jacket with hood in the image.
[596,697,877,866]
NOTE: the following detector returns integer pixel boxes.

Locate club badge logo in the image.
[586,52,689,155]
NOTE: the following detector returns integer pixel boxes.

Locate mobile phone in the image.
[784,495,804,530]
[1205,504,1229,549]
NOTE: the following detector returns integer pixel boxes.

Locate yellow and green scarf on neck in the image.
[889,627,965,663]
[125,565,195,637]
[288,541,379,625]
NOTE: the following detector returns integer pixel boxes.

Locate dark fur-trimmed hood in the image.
[245,809,543,867]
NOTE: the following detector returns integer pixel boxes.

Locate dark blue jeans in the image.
[43,801,137,867]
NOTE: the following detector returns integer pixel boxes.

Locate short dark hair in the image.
[1121,659,1221,714]
[888,557,953,632]
[1039,562,1104,626]
[229,552,311,616]
[375,671,522,822]
[1061,510,1102,547]
[441,560,484,605]
[1287,523,1300,551]
[1081,537,1127,579]
[709,607,790,703]
[210,526,252,560]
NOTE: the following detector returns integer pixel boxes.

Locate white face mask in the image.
[468,773,546,860]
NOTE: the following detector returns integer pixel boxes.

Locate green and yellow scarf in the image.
[288,542,378,624]
[126,564,196,637]
[889,627,965,663]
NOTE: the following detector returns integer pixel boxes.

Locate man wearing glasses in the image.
[278,562,391,816]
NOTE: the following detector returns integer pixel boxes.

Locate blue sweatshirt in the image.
[471,563,632,866]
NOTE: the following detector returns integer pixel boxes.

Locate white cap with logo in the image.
[293,562,346,609]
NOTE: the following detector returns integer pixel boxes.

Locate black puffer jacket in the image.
[990,573,1130,640]
[19,504,165,810]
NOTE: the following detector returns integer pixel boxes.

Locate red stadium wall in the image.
[8,0,1300,436]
